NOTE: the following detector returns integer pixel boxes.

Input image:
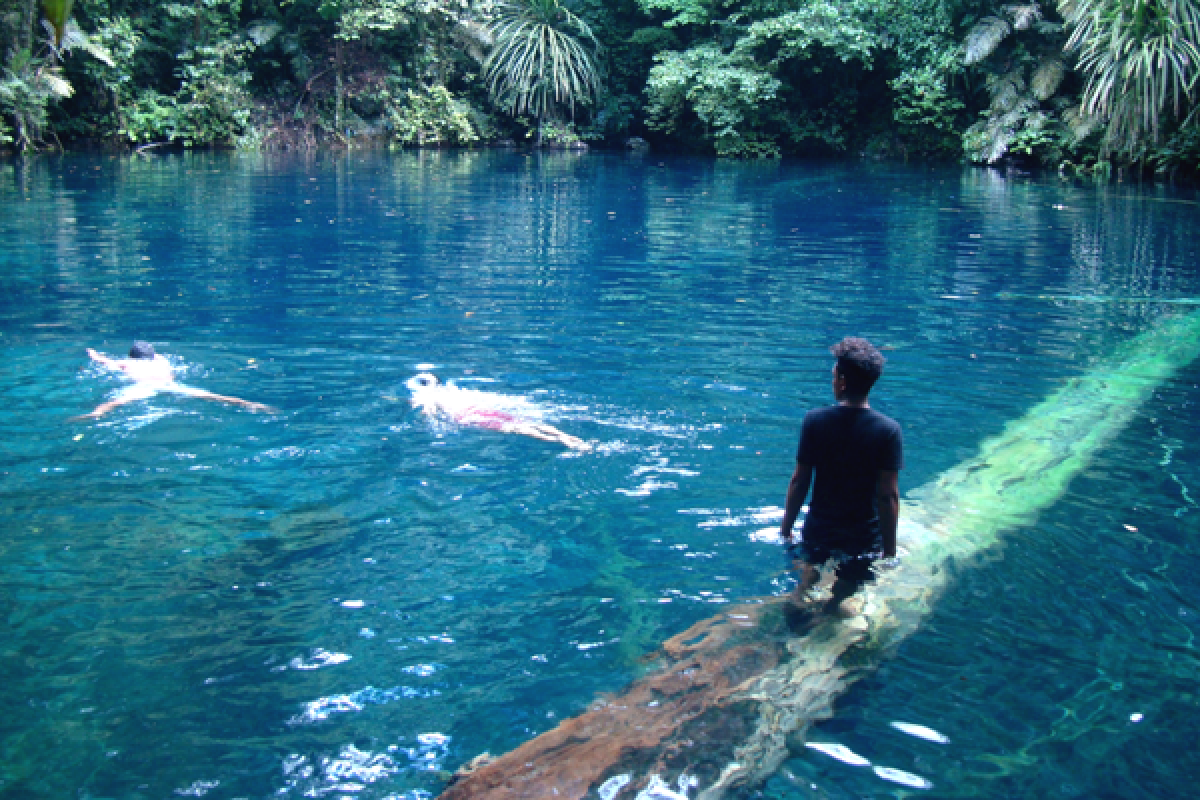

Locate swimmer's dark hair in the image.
[831,337,885,398]
[129,341,156,359]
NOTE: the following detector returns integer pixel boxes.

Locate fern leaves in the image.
[964,16,1012,65]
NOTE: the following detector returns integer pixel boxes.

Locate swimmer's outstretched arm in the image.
[86,348,122,370]
[187,388,275,413]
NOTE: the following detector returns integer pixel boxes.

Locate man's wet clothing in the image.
[797,405,903,558]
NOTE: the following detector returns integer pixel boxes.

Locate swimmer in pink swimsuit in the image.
[407,373,590,451]
[460,408,519,431]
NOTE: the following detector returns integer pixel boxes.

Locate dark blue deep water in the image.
[1,152,1198,799]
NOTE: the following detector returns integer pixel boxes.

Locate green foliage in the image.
[172,37,257,146]
[964,15,1012,66]
[733,3,878,67]
[119,88,177,143]
[960,3,1076,165]
[536,116,580,144]
[78,15,140,131]
[1061,0,1200,156]
[637,0,711,29]
[336,0,417,39]
[644,0,880,157]
[483,0,602,128]
[0,0,1192,174]
[1,49,74,149]
[1150,112,1200,179]
[629,25,677,49]
[645,44,781,156]
[890,63,965,157]
[385,81,480,145]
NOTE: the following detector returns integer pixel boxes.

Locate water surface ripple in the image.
[1,153,1198,798]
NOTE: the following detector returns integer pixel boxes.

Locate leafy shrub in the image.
[645,44,782,157]
[385,82,480,146]
[120,88,178,144]
[1,50,75,150]
[1151,115,1200,181]
[890,63,965,158]
[80,16,142,119]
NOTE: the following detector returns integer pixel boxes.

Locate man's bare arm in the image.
[87,348,123,370]
[781,462,812,541]
[188,389,275,413]
[877,470,899,558]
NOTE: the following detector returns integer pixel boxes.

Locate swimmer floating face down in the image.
[75,342,275,420]
[406,372,590,451]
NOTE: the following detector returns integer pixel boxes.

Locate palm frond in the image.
[1061,0,1200,153]
[41,18,115,66]
[965,16,1012,65]
[37,67,74,98]
[483,0,600,121]
[67,20,114,66]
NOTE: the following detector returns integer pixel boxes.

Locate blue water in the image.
[1,152,1198,799]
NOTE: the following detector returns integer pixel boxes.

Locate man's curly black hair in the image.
[831,337,885,398]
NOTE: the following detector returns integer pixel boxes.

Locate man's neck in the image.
[837,396,869,409]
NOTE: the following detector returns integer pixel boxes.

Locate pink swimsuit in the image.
[458,408,518,431]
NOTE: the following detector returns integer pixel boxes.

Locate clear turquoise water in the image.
[1,152,1198,799]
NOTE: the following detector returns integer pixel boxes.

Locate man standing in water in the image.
[780,337,902,618]
[78,341,273,419]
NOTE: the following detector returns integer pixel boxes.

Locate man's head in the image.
[830,337,885,401]
[129,341,157,360]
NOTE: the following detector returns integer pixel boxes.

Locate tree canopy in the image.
[0,0,1196,177]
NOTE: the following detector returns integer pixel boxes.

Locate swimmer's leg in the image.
[71,385,155,420]
[72,396,138,420]
[519,422,592,451]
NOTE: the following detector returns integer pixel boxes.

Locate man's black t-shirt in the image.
[797,405,903,549]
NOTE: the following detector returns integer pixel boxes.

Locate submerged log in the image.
[442,309,1200,800]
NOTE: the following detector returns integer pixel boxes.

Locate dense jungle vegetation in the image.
[1,0,1198,176]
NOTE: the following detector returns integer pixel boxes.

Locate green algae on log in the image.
[440,310,1200,800]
